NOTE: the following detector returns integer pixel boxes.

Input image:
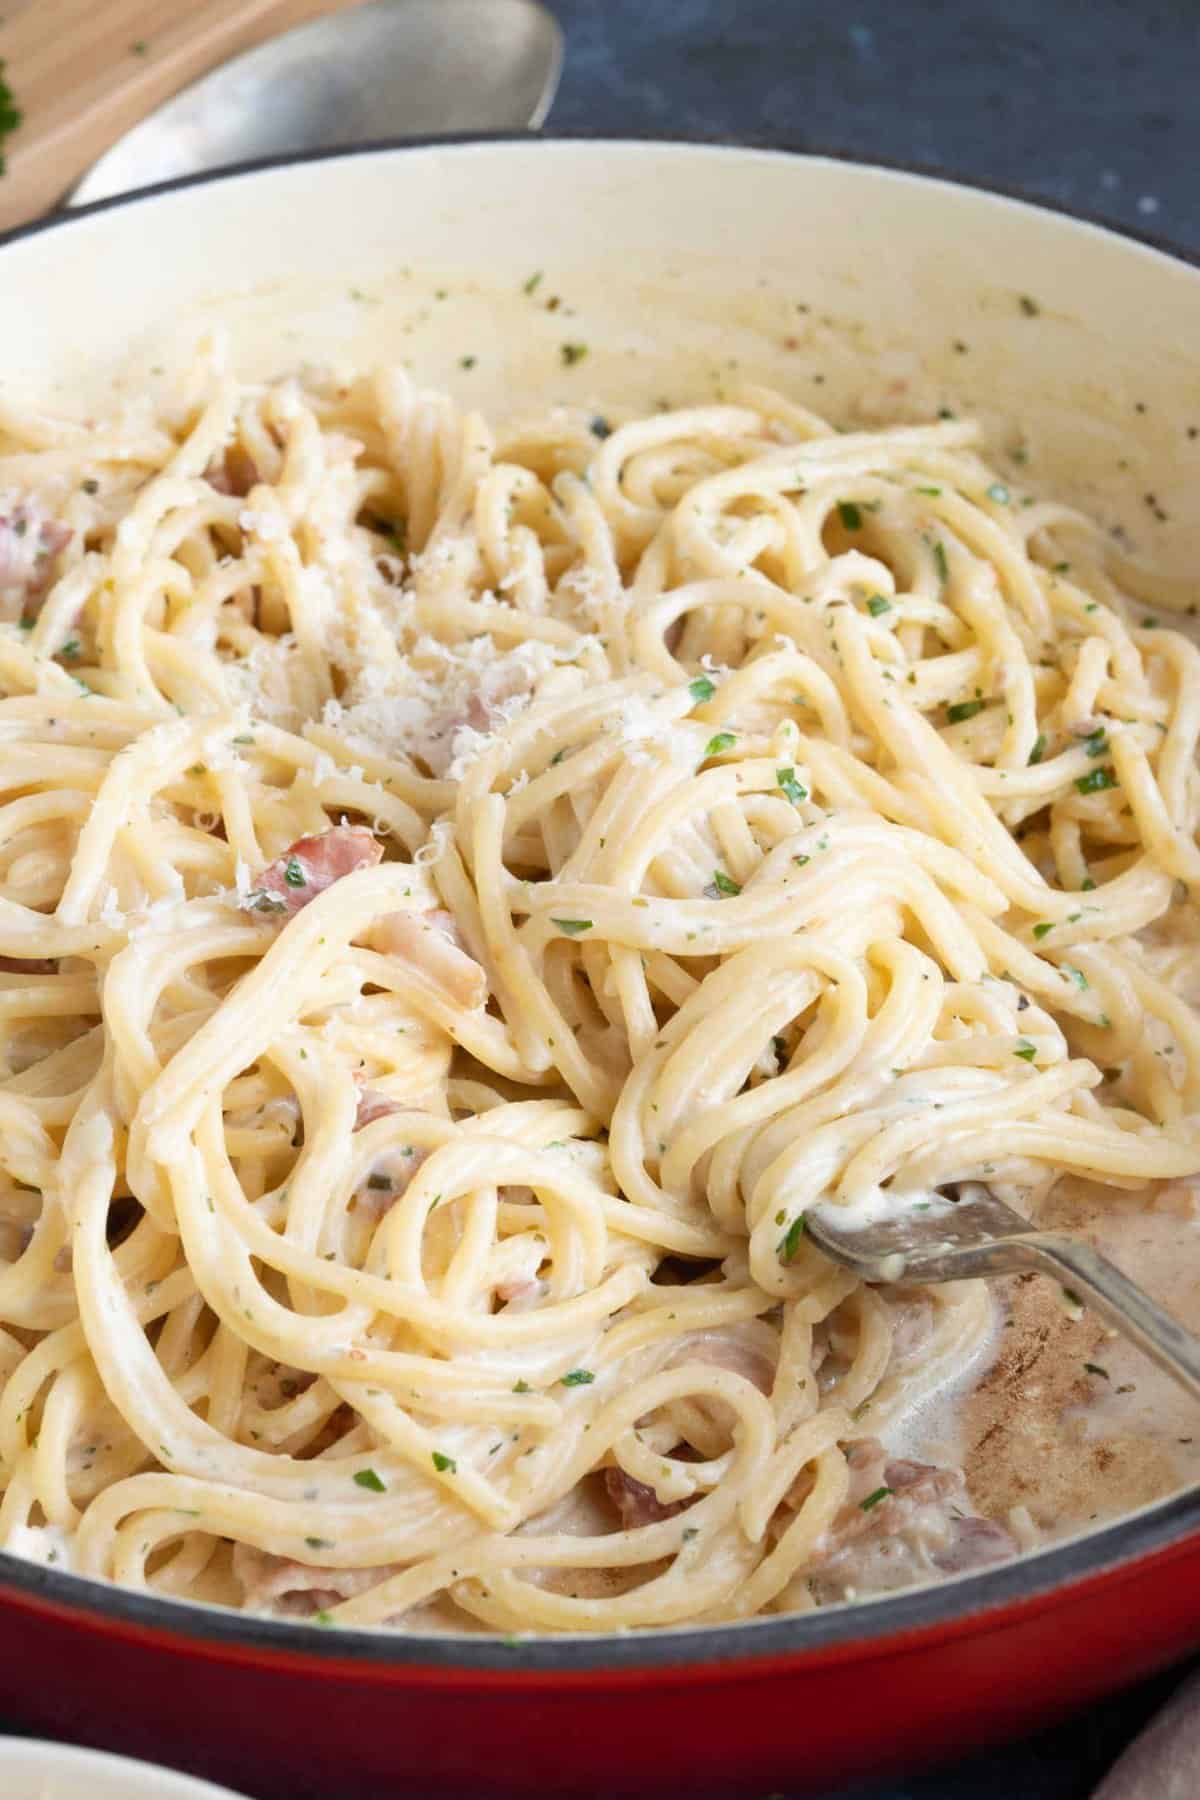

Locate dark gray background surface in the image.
[543,1,1199,1796]
[547,0,1198,252]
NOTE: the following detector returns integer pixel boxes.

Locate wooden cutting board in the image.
[0,0,368,234]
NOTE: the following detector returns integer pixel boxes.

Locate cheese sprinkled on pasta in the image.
[0,351,1197,1631]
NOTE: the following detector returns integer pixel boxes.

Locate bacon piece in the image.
[805,1438,1016,1602]
[354,1089,403,1130]
[232,1543,398,1619]
[351,1123,428,1218]
[930,1513,1017,1575]
[205,445,260,498]
[819,1439,960,1540]
[416,664,541,777]
[874,1454,962,1518]
[603,1468,686,1530]
[0,955,58,974]
[0,505,72,621]
[366,907,486,1008]
[666,1322,776,1395]
[246,825,382,919]
[837,1436,892,1512]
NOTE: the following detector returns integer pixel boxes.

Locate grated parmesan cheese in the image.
[322,635,566,779]
[556,561,625,627]
[610,694,703,769]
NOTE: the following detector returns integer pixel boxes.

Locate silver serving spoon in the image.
[805,1182,1200,1400]
[69,0,562,209]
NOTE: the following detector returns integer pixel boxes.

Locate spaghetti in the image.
[0,349,1197,1631]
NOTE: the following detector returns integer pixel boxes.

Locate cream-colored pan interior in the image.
[2,141,1198,578]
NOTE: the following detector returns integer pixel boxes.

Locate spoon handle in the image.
[1011,1234,1200,1403]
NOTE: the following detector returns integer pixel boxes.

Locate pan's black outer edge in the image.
[2,132,1200,1674]
[3,1485,1200,1672]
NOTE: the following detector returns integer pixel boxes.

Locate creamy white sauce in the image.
[1057,1196,1200,1494]
[2,1522,75,1572]
[881,1299,1004,1474]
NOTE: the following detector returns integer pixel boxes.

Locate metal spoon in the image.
[69,0,562,209]
[805,1182,1200,1401]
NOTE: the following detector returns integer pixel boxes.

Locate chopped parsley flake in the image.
[353,1468,386,1492]
[704,732,737,758]
[837,500,863,531]
[552,918,593,936]
[523,270,544,294]
[689,674,716,703]
[305,1536,332,1550]
[560,1369,595,1387]
[776,766,808,806]
[560,342,588,367]
[1013,1040,1038,1061]
[1084,1362,1110,1380]
[1033,921,1054,940]
[432,1451,457,1473]
[711,869,742,897]
[860,1486,893,1512]
[283,857,306,888]
[1063,965,1089,990]
[512,1379,531,1394]
[1075,766,1117,795]
[778,1214,806,1263]
[933,540,949,583]
[947,699,987,724]
[1028,733,1048,766]
[866,594,892,617]
[1084,729,1109,758]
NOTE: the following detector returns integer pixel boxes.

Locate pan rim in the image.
[2,129,1199,1675]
